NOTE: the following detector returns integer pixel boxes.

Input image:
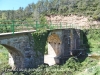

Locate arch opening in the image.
[44,33,62,66]
[0,44,24,70]
[47,33,62,57]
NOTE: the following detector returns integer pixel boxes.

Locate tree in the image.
[24,4,32,17]
[2,12,7,20]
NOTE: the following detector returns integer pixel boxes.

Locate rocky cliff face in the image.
[45,15,100,29]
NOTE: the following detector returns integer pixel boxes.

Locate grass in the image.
[0,45,9,74]
[83,29,100,54]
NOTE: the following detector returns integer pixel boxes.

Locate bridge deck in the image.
[0,30,36,36]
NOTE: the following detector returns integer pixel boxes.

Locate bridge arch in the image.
[1,44,24,70]
[0,32,43,69]
[47,33,62,57]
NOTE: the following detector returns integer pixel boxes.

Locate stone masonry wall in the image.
[0,33,43,70]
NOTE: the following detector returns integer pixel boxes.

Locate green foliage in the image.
[1,56,100,75]
[75,57,100,75]
[39,15,48,28]
[0,24,11,33]
[81,57,98,69]
[32,15,50,55]
[32,30,50,55]
[0,0,100,21]
[83,29,100,53]
[62,57,81,71]
[0,45,10,74]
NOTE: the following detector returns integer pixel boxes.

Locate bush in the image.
[62,57,81,71]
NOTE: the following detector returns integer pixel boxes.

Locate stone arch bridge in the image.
[0,31,43,70]
[0,28,83,70]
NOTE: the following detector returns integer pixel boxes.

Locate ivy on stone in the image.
[32,30,50,56]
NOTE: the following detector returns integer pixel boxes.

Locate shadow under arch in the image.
[1,44,24,70]
[74,29,90,63]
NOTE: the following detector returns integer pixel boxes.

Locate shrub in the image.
[62,57,81,71]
